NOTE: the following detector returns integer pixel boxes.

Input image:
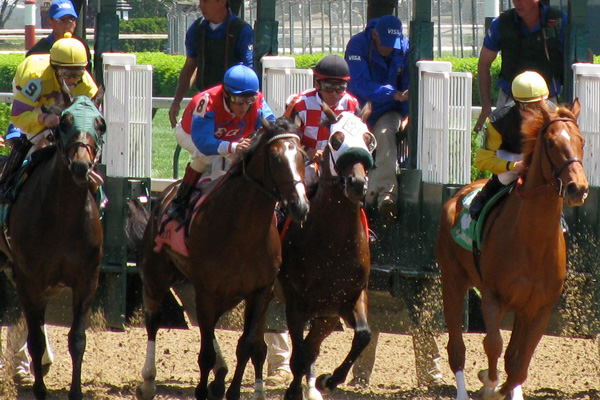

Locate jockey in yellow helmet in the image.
[3,33,98,196]
[469,70,552,220]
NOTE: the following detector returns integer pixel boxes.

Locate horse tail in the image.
[127,198,150,259]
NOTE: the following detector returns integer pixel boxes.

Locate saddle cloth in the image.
[450,185,512,252]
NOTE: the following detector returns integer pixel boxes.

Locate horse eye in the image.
[363,132,376,151]
[330,132,344,150]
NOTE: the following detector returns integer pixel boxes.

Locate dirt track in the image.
[1,324,599,399]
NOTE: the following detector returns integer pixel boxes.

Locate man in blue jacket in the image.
[345,15,410,220]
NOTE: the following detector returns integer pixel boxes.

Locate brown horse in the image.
[279,109,376,400]
[436,100,589,400]
[0,95,106,400]
[136,117,310,400]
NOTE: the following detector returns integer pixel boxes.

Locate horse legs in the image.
[136,263,175,400]
[476,293,506,400]
[226,287,270,400]
[284,306,312,400]
[68,280,97,400]
[195,294,222,400]
[317,290,371,394]
[23,305,48,400]
[499,308,552,399]
[440,267,471,400]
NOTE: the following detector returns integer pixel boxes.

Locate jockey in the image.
[469,70,554,220]
[284,55,359,187]
[3,33,98,194]
[167,64,276,222]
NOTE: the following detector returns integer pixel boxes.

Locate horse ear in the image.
[92,85,105,109]
[571,98,581,120]
[60,78,74,108]
[321,102,338,123]
[539,99,551,121]
[261,116,272,132]
[360,102,372,123]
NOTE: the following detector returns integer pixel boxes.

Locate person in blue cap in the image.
[3,123,22,149]
[345,14,410,221]
[26,0,91,70]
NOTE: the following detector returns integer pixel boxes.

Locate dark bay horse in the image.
[136,117,310,400]
[279,109,376,400]
[436,100,589,400]
[0,95,106,400]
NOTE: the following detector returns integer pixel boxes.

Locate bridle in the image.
[516,117,582,198]
[242,133,306,201]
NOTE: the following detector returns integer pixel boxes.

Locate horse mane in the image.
[520,102,577,170]
[226,116,302,179]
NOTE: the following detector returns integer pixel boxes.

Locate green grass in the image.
[151,108,191,179]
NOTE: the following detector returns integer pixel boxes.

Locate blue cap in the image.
[374,15,403,50]
[49,0,78,20]
[6,123,22,140]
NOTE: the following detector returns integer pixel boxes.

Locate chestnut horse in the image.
[436,100,589,400]
[279,109,376,400]
[0,95,106,400]
[136,117,310,400]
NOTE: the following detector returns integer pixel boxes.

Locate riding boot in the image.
[0,136,32,200]
[469,175,504,220]
[167,164,202,222]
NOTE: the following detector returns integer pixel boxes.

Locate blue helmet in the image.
[223,65,259,95]
[6,122,22,140]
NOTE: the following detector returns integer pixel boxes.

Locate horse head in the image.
[55,95,106,187]
[251,116,310,222]
[521,99,588,206]
[321,103,376,203]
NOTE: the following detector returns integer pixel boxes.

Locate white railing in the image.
[103,63,153,178]
[417,61,472,185]
[573,63,600,187]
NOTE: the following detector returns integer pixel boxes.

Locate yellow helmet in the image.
[50,33,88,67]
[511,71,549,103]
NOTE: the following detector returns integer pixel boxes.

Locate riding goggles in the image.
[319,81,348,93]
[229,94,258,105]
[59,68,85,80]
[55,16,77,23]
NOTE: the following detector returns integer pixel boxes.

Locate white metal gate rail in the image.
[417,60,472,185]
[573,63,600,187]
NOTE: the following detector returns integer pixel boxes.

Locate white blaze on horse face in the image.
[283,140,307,198]
[327,112,376,165]
[560,129,571,141]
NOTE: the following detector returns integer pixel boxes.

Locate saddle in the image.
[450,183,513,252]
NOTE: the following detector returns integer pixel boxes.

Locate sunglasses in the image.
[319,81,348,93]
[229,94,257,105]
[56,16,76,23]
[60,68,85,80]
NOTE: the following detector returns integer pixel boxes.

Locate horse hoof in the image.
[136,382,156,400]
[316,374,333,393]
[473,385,504,400]
[477,370,499,388]
[208,380,225,399]
[304,386,324,400]
[284,385,303,400]
[251,389,266,400]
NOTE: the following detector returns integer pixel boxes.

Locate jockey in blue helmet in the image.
[167,64,275,222]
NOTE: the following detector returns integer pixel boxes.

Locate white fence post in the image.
[261,56,314,118]
[573,63,600,187]
[417,60,472,184]
[102,54,153,178]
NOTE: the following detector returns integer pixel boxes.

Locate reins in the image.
[515,117,581,199]
[241,133,304,201]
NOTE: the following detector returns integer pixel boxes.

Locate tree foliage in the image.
[0,0,19,29]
